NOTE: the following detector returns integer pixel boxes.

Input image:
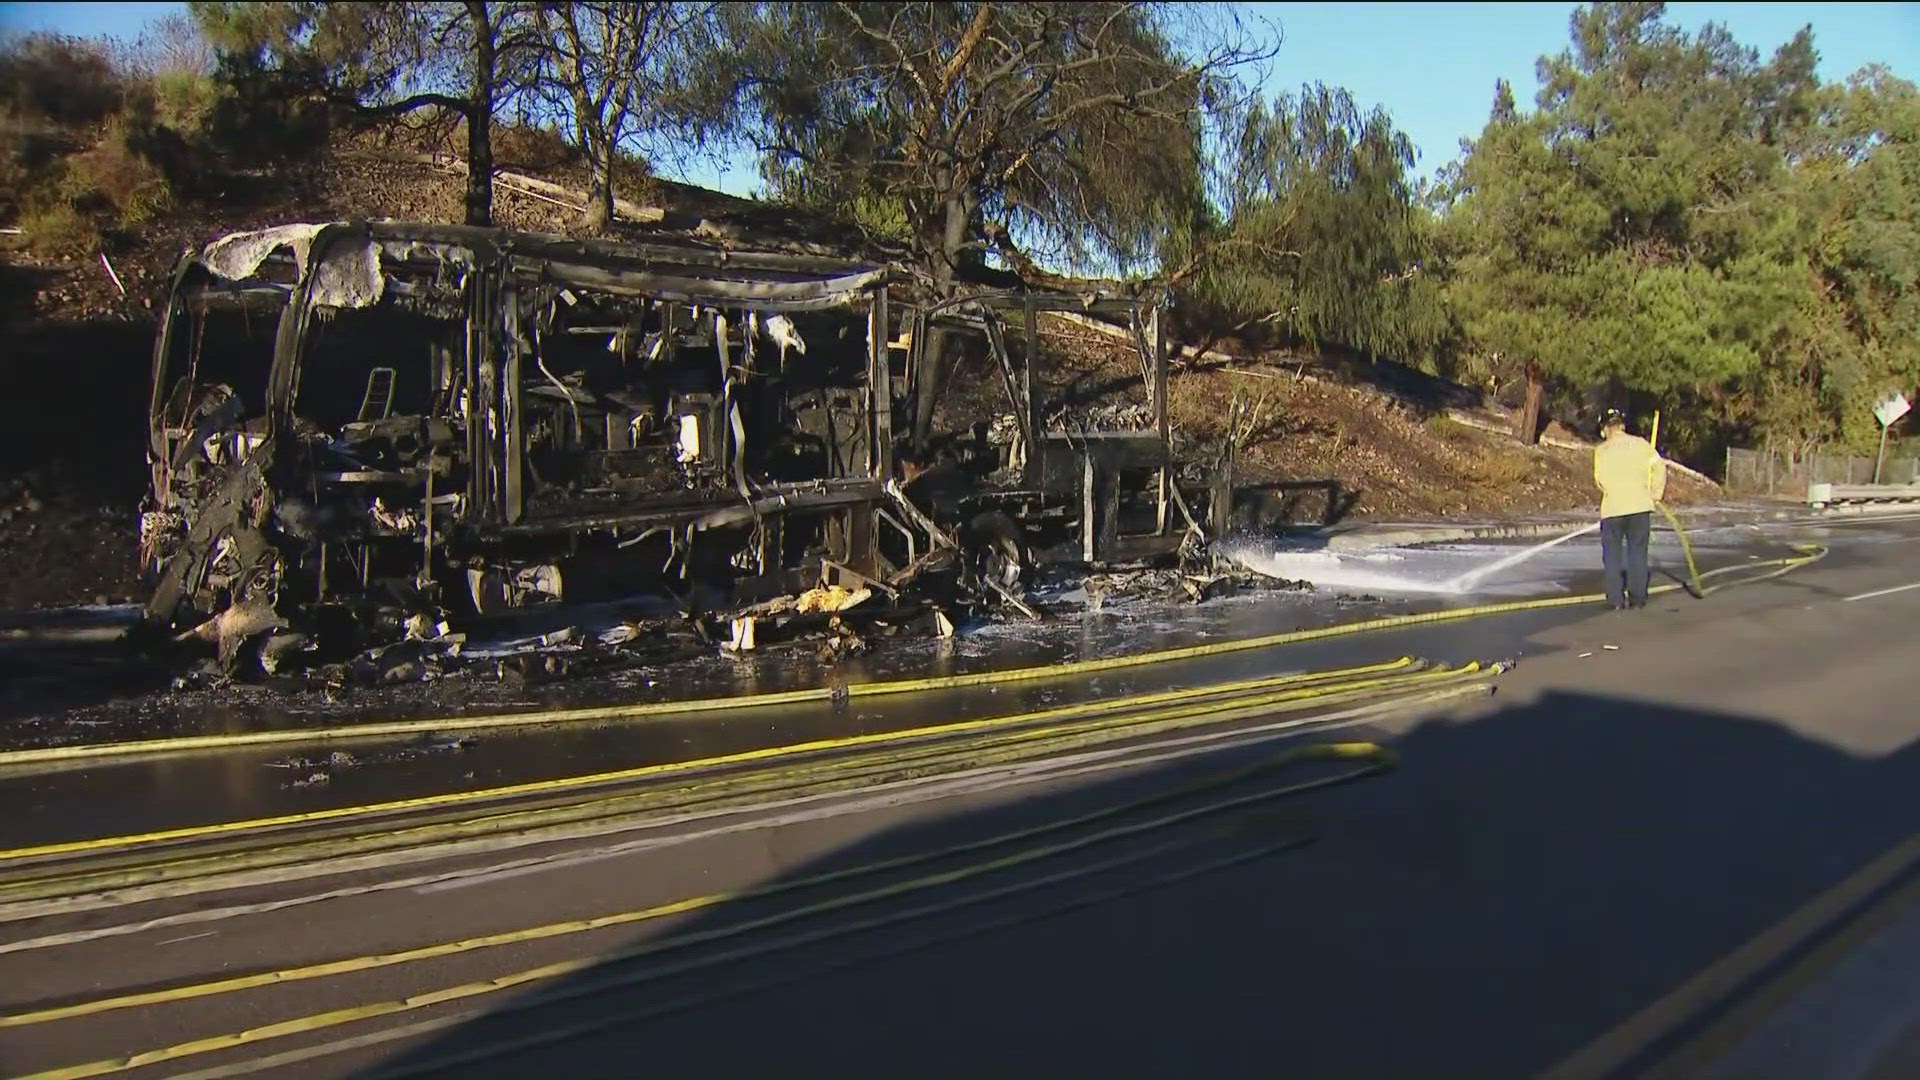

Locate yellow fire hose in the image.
[1647,411,1705,597]
[0,742,1393,1034]
[1657,500,1706,598]
[0,657,1474,883]
[11,743,1393,1080]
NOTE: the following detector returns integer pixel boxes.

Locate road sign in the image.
[1874,391,1910,428]
[1872,392,1911,483]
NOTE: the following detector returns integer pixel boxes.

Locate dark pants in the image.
[1600,511,1652,608]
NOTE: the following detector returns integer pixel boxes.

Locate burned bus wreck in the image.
[141,221,1217,675]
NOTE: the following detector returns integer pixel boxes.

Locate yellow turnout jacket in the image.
[1593,431,1666,518]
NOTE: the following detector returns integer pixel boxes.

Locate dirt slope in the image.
[936,315,1714,524]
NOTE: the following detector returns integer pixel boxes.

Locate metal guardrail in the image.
[1807,482,1920,509]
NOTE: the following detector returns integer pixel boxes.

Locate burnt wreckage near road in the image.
[141,221,1219,671]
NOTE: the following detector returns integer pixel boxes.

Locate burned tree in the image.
[711,2,1272,443]
[530,1,720,233]
[192,1,545,225]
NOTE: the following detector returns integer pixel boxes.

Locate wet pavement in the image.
[0,516,1889,850]
[0,523,1794,743]
[8,513,1920,1079]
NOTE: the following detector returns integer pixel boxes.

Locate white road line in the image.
[1821,513,1920,524]
[1842,581,1920,603]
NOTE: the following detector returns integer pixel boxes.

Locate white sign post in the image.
[1872,391,1911,484]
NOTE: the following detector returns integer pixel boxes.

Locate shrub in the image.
[0,32,192,253]
[18,201,98,256]
[202,52,329,166]
[1468,451,1531,488]
[0,34,123,125]
[153,69,220,136]
[0,119,28,217]
[57,114,174,229]
[493,122,580,172]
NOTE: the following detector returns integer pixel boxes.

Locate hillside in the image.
[942,314,1715,522]
[0,133,1715,613]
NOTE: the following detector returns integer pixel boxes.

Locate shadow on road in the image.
[358,685,1920,1080]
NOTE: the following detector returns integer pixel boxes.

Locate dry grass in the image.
[14,201,95,256]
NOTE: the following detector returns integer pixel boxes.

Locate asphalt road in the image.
[0,525,1796,848]
[4,512,1920,1079]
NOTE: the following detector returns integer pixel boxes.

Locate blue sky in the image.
[4,0,1915,191]
[1244,2,1918,179]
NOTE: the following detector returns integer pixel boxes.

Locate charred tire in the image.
[963,511,1028,592]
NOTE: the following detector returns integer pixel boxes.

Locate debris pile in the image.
[1078,566,1312,609]
[1045,401,1155,433]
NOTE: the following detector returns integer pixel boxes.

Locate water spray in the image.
[1225,405,1706,598]
[1223,522,1604,597]
[1439,522,1601,593]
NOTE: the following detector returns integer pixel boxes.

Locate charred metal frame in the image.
[898,288,1195,572]
[143,222,903,641]
[140,221,1198,658]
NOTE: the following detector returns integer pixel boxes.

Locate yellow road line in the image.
[2,743,1391,1028]
[0,547,1824,769]
[14,745,1388,1078]
[0,658,1436,868]
[1538,820,1920,1080]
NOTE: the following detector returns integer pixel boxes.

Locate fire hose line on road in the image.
[0,679,1482,918]
[0,667,1477,913]
[1,740,1392,1029]
[0,656,1423,871]
[0,682,1489,956]
[7,742,1396,1080]
[0,660,1488,900]
[0,544,1828,770]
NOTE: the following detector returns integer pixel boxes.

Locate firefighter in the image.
[1593,408,1666,610]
